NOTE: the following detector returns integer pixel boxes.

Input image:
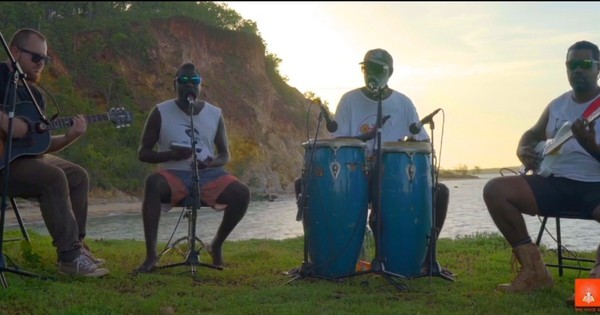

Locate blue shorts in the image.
[522,174,600,219]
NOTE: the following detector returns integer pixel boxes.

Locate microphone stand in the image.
[345,86,408,291]
[156,98,222,279]
[421,118,454,282]
[0,31,49,288]
[286,108,325,283]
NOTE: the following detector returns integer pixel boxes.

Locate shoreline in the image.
[3,197,143,228]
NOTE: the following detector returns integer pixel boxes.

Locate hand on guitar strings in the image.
[572,118,598,151]
[65,115,87,141]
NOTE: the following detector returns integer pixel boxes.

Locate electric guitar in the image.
[0,102,133,171]
[532,108,600,177]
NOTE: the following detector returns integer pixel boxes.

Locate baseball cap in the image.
[359,48,393,69]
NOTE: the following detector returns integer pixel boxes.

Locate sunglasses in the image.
[176,75,202,85]
[361,63,389,75]
[565,59,598,71]
[18,47,51,64]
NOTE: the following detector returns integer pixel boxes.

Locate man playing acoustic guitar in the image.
[0,28,108,277]
[483,40,600,297]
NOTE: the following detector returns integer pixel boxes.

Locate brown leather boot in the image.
[496,242,554,293]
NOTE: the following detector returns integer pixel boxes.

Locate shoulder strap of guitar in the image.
[582,95,600,118]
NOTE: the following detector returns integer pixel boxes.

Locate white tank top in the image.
[545,91,600,181]
[156,99,221,171]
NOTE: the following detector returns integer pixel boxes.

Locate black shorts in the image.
[522,174,600,219]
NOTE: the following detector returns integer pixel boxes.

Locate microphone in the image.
[409,108,442,134]
[186,93,196,105]
[366,73,389,94]
[186,93,196,115]
[316,98,338,132]
[367,79,379,93]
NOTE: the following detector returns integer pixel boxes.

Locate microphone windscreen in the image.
[409,122,421,134]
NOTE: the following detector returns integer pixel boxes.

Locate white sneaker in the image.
[81,247,106,267]
[58,254,110,277]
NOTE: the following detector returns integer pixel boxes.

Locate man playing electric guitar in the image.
[483,40,600,301]
[0,28,108,277]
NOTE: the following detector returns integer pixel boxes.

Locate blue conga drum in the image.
[378,141,433,277]
[301,139,368,278]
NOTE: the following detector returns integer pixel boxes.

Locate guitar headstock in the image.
[108,107,133,128]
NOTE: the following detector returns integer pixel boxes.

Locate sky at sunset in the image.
[223,2,600,170]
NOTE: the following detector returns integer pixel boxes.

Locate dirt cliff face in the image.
[58,16,327,195]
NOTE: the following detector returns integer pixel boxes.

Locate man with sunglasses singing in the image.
[332,48,453,278]
[0,28,109,277]
[484,40,600,296]
[135,63,250,273]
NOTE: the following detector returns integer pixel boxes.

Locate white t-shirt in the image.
[544,91,600,181]
[332,88,429,154]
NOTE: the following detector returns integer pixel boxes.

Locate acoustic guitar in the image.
[533,108,600,177]
[0,102,132,171]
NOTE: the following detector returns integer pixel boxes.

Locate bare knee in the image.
[230,181,251,206]
[483,176,537,215]
[483,177,512,204]
[218,181,250,209]
[143,173,170,203]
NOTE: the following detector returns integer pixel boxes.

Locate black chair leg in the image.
[555,217,563,277]
[535,216,548,246]
[3,197,30,243]
[536,215,594,276]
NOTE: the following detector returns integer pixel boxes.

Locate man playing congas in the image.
[332,48,453,278]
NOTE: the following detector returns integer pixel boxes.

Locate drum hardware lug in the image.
[314,167,324,177]
[346,162,357,173]
[330,161,340,179]
[404,153,416,182]
[406,163,416,182]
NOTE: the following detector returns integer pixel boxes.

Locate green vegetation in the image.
[0,230,590,314]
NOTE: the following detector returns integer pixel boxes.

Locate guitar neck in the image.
[48,113,110,130]
[545,132,573,155]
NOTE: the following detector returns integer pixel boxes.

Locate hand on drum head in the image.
[359,130,377,142]
[357,115,391,142]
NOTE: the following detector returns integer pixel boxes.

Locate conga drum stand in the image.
[420,117,454,282]
[287,102,331,283]
[348,87,409,291]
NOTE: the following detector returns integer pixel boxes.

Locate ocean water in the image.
[5,173,600,252]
